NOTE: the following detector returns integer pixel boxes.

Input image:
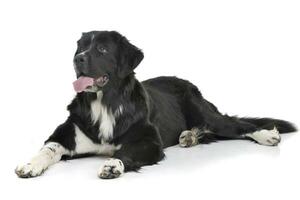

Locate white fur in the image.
[90,91,116,140]
[98,158,124,179]
[179,129,199,147]
[245,127,281,146]
[15,142,69,177]
[114,105,124,118]
[73,124,121,156]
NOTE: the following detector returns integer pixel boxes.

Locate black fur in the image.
[46,31,297,173]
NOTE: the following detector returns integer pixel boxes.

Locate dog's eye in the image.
[97,45,108,54]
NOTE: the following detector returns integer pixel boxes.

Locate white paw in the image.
[98,158,124,179]
[246,127,281,146]
[15,162,45,178]
[179,130,199,147]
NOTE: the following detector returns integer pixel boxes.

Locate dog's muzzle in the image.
[73,75,109,93]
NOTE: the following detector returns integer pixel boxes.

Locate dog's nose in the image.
[74,54,88,66]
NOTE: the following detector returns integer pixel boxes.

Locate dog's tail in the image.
[239,117,297,134]
[201,99,297,138]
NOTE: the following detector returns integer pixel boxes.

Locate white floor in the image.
[4,130,299,200]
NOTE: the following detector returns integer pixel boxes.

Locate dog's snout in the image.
[74,54,88,66]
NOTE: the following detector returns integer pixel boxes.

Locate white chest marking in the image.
[90,92,116,140]
[73,124,121,156]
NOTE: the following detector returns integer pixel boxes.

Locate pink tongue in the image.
[72,76,94,93]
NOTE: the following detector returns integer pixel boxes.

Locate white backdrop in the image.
[0,0,299,199]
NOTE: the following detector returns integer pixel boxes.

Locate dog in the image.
[15,31,297,179]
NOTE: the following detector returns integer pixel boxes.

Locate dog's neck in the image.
[75,73,141,112]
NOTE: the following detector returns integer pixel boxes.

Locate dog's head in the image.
[73,31,143,93]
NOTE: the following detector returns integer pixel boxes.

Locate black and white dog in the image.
[16,31,296,179]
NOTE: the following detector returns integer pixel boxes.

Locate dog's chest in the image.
[90,92,115,141]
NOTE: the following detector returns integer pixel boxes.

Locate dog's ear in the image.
[117,36,144,78]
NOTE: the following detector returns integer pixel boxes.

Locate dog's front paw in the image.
[98,158,124,179]
[15,163,45,178]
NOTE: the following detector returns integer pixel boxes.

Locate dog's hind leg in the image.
[244,127,281,146]
[183,85,257,140]
[183,84,271,143]
[179,126,214,147]
[184,85,296,146]
[179,128,199,147]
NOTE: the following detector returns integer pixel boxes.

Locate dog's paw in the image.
[246,127,281,146]
[15,163,45,178]
[98,158,124,179]
[179,130,199,147]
